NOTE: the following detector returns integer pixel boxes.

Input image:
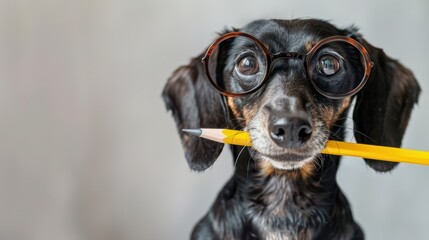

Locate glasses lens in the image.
[308,40,367,98]
[207,35,268,95]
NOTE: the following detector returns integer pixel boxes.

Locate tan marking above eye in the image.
[305,41,316,52]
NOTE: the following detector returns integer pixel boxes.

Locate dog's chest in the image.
[243,174,329,239]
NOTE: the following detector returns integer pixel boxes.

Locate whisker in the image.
[234,146,248,167]
[311,21,328,44]
[330,123,376,144]
[226,118,247,130]
[312,157,322,171]
[327,130,344,141]
[329,116,377,144]
[334,116,354,122]
[246,157,252,179]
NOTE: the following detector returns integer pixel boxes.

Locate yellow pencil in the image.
[182,128,429,166]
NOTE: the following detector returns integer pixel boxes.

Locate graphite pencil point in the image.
[182,129,202,136]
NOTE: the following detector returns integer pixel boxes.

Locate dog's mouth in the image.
[251,150,319,170]
[248,128,327,171]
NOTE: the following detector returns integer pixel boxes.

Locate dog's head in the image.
[163,19,420,173]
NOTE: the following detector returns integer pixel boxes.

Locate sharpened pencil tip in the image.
[182,129,202,136]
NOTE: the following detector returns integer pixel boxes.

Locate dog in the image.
[162,19,420,239]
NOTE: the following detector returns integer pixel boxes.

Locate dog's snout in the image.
[264,96,313,148]
[268,113,312,148]
[269,116,312,148]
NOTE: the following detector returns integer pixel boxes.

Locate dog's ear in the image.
[352,36,421,172]
[162,53,226,172]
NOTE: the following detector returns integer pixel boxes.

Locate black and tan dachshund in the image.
[162,19,420,240]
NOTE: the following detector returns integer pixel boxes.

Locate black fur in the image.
[162,19,420,239]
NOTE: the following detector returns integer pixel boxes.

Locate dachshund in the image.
[162,19,420,240]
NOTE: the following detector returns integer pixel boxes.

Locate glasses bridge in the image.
[271,52,305,61]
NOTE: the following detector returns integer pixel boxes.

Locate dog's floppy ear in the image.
[352,36,421,172]
[162,53,226,172]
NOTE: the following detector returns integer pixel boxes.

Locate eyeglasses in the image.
[202,32,373,99]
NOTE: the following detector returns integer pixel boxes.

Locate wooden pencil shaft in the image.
[184,128,429,166]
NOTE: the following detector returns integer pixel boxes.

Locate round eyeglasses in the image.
[201,32,373,99]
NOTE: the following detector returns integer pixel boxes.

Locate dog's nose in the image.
[268,116,312,148]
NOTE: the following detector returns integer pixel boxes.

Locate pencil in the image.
[182,128,429,166]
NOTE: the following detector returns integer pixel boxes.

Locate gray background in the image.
[1,0,428,239]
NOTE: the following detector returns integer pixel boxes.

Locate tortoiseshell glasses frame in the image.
[202,32,374,99]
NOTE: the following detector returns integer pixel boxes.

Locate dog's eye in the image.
[317,55,340,76]
[236,56,259,75]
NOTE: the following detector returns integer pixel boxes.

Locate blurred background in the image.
[0,0,428,239]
